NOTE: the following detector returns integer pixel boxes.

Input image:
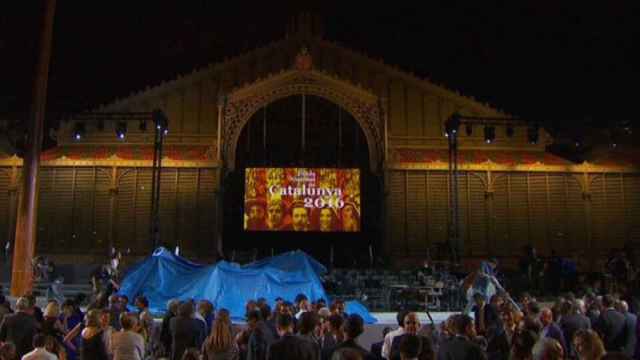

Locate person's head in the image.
[246,299,257,314]
[490,294,504,308]
[396,309,410,328]
[540,308,553,327]
[511,330,539,360]
[344,314,364,340]
[602,295,615,309]
[44,301,60,318]
[575,299,586,314]
[318,208,335,232]
[259,303,271,322]
[85,309,101,328]
[488,257,498,270]
[403,312,421,335]
[399,334,431,360]
[15,297,30,312]
[615,300,629,314]
[276,313,295,336]
[120,312,138,331]
[299,311,320,335]
[342,204,358,221]
[328,314,345,333]
[99,309,111,328]
[178,301,194,318]
[267,200,285,228]
[247,200,266,222]
[247,310,262,330]
[216,308,230,323]
[333,299,346,315]
[198,300,214,317]
[573,329,605,360]
[167,299,180,315]
[120,295,129,308]
[291,204,309,231]
[134,295,148,310]
[528,301,541,317]
[532,338,564,360]
[32,333,48,349]
[451,314,475,338]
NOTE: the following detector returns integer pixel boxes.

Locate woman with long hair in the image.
[573,329,606,360]
[202,317,239,360]
[340,203,360,232]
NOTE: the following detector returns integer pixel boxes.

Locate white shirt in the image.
[21,347,58,360]
[381,327,406,359]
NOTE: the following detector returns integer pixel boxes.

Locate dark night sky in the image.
[2,2,638,135]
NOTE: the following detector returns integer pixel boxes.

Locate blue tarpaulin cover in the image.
[119,248,376,323]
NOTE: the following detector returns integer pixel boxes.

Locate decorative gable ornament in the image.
[294,47,313,71]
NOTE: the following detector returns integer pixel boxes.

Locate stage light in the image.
[115,122,127,140]
[484,125,495,144]
[72,122,85,140]
[527,124,539,144]
[506,124,514,138]
[139,120,147,132]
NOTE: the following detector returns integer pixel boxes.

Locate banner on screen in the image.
[244,168,360,232]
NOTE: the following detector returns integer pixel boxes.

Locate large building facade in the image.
[1,23,638,269]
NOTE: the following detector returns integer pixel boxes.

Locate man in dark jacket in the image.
[437,314,486,360]
[540,308,567,353]
[390,312,433,360]
[169,301,206,360]
[594,295,626,352]
[0,297,39,358]
[559,301,590,358]
[616,300,637,357]
[329,314,376,360]
[268,313,318,360]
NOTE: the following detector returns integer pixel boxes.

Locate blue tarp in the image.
[119,248,376,323]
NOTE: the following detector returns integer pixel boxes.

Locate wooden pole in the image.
[11,0,56,296]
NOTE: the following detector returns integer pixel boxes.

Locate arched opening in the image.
[222,95,383,267]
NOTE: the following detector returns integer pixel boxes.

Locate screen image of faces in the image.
[243,168,360,232]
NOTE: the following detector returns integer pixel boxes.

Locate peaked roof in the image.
[95,34,509,118]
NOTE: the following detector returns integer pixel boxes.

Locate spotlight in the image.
[465,123,473,136]
[484,125,495,144]
[139,120,147,132]
[506,125,514,138]
[527,124,539,144]
[72,122,85,140]
[115,122,127,140]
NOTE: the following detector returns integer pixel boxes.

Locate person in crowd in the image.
[236,309,260,358]
[340,203,360,232]
[24,294,44,325]
[41,302,65,341]
[288,202,310,232]
[398,334,433,360]
[110,313,145,360]
[267,313,318,360]
[161,299,181,356]
[539,308,567,353]
[298,311,321,359]
[559,300,591,358]
[0,342,16,360]
[107,295,123,331]
[245,198,268,231]
[321,314,345,358]
[199,300,216,334]
[170,302,206,360]
[0,294,11,320]
[573,329,606,360]
[202,317,239,360]
[382,310,409,360]
[247,309,277,360]
[389,313,432,360]
[265,199,287,231]
[437,314,485,360]
[594,295,626,352]
[510,330,538,360]
[314,207,338,232]
[370,327,391,360]
[80,309,109,360]
[328,314,374,360]
[21,333,58,360]
[614,300,637,357]
[99,309,114,360]
[0,297,39,358]
[532,337,564,360]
